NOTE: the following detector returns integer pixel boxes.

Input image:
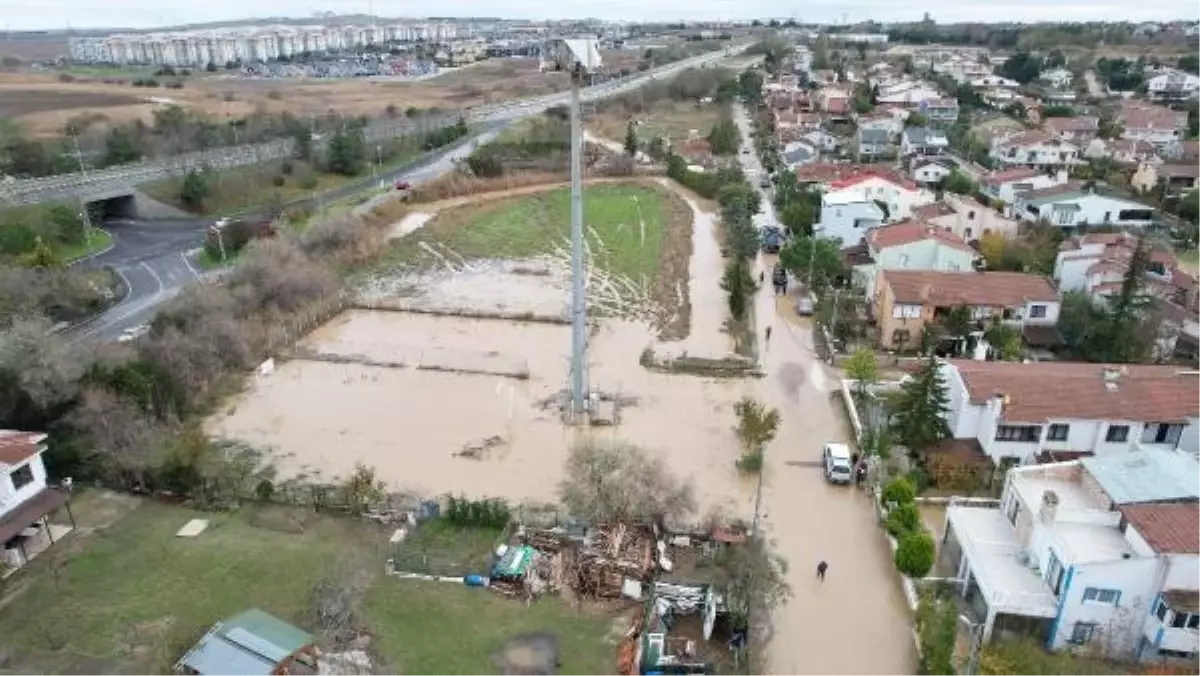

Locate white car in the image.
[118,324,151,343]
[823,443,853,485]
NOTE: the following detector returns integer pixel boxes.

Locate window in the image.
[1171,611,1200,630]
[1047,424,1070,441]
[1029,304,1048,319]
[965,227,973,239]
[1105,425,1130,443]
[996,425,1040,442]
[1141,423,1185,446]
[1006,495,1021,525]
[968,210,976,219]
[1083,588,1121,606]
[1103,211,1112,223]
[1069,622,1098,645]
[1155,597,1170,622]
[1047,551,1065,595]
[9,463,34,491]
[893,305,905,319]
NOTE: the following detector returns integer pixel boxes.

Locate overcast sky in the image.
[2,0,1196,31]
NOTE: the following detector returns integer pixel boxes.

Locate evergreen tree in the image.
[623,121,638,157]
[891,356,951,455]
[179,169,211,210]
[325,126,366,176]
[1098,235,1153,363]
[103,127,143,166]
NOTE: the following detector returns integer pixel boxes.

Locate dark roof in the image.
[858,128,891,145]
[1021,324,1064,347]
[1119,503,1200,554]
[0,488,69,545]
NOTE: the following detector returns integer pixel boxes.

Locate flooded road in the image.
[733,104,917,674]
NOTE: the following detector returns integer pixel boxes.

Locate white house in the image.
[0,431,75,573]
[1041,67,1074,89]
[970,75,1020,89]
[990,131,1081,169]
[981,167,1070,206]
[942,452,1199,663]
[911,158,955,186]
[853,219,979,296]
[1147,70,1200,102]
[900,127,949,157]
[1119,103,1189,149]
[1015,185,1156,229]
[800,129,841,154]
[821,170,936,224]
[815,194,885,246]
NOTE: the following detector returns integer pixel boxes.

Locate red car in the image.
[394,180,412,191]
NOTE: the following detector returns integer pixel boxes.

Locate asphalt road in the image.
[65,45,747,344]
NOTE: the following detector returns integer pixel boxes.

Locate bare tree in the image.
[68,387,164,489]
[558,439,696,525]
[711,535,791,672]
[0,316,87,408]
[227,237,338,314]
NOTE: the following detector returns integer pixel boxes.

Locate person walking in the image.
[759,270,765,285]
[764,325,772,347]
[817,560,828,581]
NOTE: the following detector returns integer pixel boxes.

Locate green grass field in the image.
[397,183,673,283]
[60,227,113,262]
[0,493,616,674]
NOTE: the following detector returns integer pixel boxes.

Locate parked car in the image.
[795,292,815,316]
[761,228,783,254]
[394,180,412,191]
[823,443,853,484]
[759,177,772,189]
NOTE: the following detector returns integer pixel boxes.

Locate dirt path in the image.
[733,105,918,674]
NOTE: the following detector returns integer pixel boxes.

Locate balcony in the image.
[1143,592,1200,657]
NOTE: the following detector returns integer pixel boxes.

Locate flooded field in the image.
[211,309,756,515]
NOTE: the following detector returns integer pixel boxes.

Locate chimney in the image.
[1039,490,1060,524]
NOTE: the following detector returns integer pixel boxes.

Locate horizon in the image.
[3,0,1198,33]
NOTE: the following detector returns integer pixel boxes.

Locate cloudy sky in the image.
[1,0,1196,31]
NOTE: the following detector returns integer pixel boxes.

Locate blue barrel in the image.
[463,574,487,587]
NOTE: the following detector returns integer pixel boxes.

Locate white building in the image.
[980,167,1070,206]
[990,131,1081,169]
[942,451,1199,662]
[1040,67,1074,89]
[0,431,75,573]
[852,220,979,296]
[1147,70,1200,102]
[1015,185,1156,229]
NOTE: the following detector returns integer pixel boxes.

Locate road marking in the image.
[142,260,165,297]
[181,250,201,279]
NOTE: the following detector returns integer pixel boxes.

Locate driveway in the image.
[732,103,918,674]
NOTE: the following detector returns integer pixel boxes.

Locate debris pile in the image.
[567,523,656,599]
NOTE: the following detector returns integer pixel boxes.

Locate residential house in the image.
[922,97,962,124]
[792,162,901,188]
[176,608,318,675]
[1131,162,1200,197]
[800,129,841,154]
[970,75,1020,89]
[1043,89,1078,104]
[1119,103,1189,149]
[852,220,979,296]
[857,113,905,137]
[941,452,1200,661]
[877,80,943,107]
[781,143,816,169]
[1015,185,1156,229]
[815,194,885,246]
[1044,116,1101,145]
[0,431,75,574]
[911,157,956,186]
[990,131,1081,169]
[819,87,851,116]
[900,126,950,157]
[914,193,1021,242]
[874,270,1059,349]
[981,167,1070,206]
[822,170,935,223]
[1161,139,1200,163]
[1147,69,1200,102]
[1083,138,1160,166]
[856,127,894,159]
[1040,67,1074,89]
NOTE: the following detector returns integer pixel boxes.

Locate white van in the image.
[823,443,853,485]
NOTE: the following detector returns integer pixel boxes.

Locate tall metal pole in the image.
[569,69,588,417]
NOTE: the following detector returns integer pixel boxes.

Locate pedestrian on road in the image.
[817,560,828,581]
[764,325,772,347]
[759,270,765,285]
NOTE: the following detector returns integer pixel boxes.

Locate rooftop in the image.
[0,431,46,467]
[829,169,919,192]
[1119,503,1200,554]
[882,270,1058,307]
[1082,448,1200,505]
[867,220,976,254]
[948,360,1200,424]
[1044,115,1100,134]
[983,167,1044,186]
[947,506,1058,617]
[178,608,313,676]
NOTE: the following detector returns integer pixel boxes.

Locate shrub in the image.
[280,160,294,175]
[736,449,763,473]
[271,174,286,187]
[885,502,922,537]
[894,530,935,577]
[297,173,319,190]
[881,476,916,507]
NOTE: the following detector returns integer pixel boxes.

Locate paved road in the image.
[731,103,918,674]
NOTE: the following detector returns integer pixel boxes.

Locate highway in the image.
[64,45,748,344]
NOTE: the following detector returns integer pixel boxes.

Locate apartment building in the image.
[875,271,1059,349]
[0,431,75,573]
[942,450,1199,662]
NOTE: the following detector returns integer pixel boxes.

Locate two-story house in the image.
[1040,67,1074,89]
[1044,116,1101,145]
[981,167,1070,206]
[941,451,1199,662]
[800,129,841,154]
[922,98,961,125]
[1119,103,1189,150]
[900,127,949,157]
[911,158,957,187]
[0,430,75,574]
[874,270,1059,349]
[856,127,894,159]
[990,131,1081,169]
[913,193,1021,243]
[1131,162,1200,197]
[1147,69,1200,102]
[815,193,886,247]
[1016,185,1156,229]
[852,220,979,296]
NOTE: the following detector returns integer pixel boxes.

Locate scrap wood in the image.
[617,637,639,676]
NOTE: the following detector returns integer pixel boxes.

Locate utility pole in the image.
[70,133,96,244]
[569,58,588,418]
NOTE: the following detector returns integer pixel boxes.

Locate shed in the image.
[176,608,316,676]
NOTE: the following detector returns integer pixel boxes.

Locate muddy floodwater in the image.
[212,309,756,516]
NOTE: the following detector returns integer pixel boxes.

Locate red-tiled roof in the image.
[1044,116,1099,134]
[0,431,46,466]
[826,97,849,114]
[829,169,919,191]
[867,220,976,254]
[1119,503,1200,554]
[994,130,1058,149]
[792,162,896,184]
[1118,102,1188,131]
[983,167,1042,186]
[947,359,1200,423]
[883,270,1058,307]
[911,202,958,220]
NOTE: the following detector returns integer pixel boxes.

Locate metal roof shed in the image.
[176,608,315,676]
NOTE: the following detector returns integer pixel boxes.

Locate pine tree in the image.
[1101,235,1153,363]
[623,121,638,157]
[891,356,951,456]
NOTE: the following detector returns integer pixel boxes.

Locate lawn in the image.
[590,100,723,146]
[363,581,620,674]
[401,182,678,283]
[391,519,502,577]
[60,227,113,262]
